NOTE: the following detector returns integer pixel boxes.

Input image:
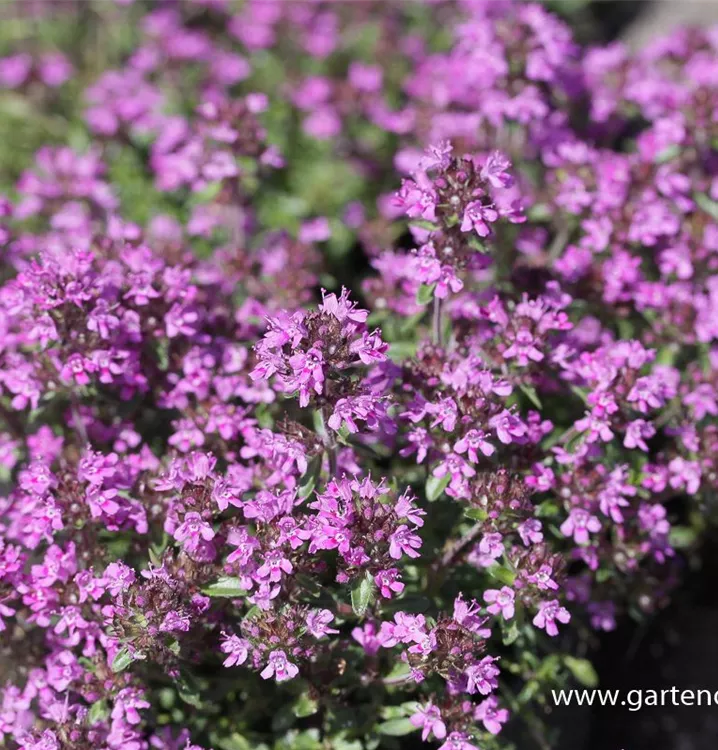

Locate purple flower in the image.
[174,512,215,547]
[375,568,405,598]
[474,696,509,735]
[518,519,544,546]
[483,586,515,620]
[460,200,499,237]
[351,622,382,655]
[438,732,480,750]
[465,655,500,695]
[489,410,528,445]
[481,151,514,189]
[532,599,571,636]
[454,430,495,462]
[306,608,339,639]
[159,610,191,633]
[388,525,422,560]
[410,703,447,741]
[478,533,504,560]
[559,508,601,545]
[260,650,299,682]
[221,634,250,667]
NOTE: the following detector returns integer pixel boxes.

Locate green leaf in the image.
[468,235,488,252]
[669,525,697,550]
[388,341,417,361]
[271,702,297,733]
[202,576,249,598]
[595,568,613,583]
[155,340,170,372]
[294,573,325,598]
[564,656,599,688]
[88,699,109,725]
[111,647,135,673]
[176,668,204,708]
[655,144,681,164]
[399,310,428,336]
[528,203,551,221]
[298,455,322,499]
[535,500,559,518]
[416,283,436,306]
[377,718,417,736]
[519,383,542,410]
[565,430,587,454]
[487,564,517,586]
[695,192,718,221]
[502,620,520,646]
[351,573,375,618]
[384,660,411,681]
[425,473,450,502]
[216,734,254,750]
[381,594,432,614]
[293,692,319,718]
[464,507,488,522]
[655,345,678,366]
[193,181,223,204]
[410,219,438,232]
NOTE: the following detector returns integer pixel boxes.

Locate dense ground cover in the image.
[0,2,717,749]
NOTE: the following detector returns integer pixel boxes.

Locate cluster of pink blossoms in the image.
[0,1,716,749]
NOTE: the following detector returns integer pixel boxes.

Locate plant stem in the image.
[432,295,443,346]
[320,407,338,478]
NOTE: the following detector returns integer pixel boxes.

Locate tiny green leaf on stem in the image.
[377,718,417,736]
[519,383,542,410]
[351,572,375,617]
[293,692,319,717]
[416,282,436,306]
[564,656,599,688]
[202,576,249,598]
[111,647,135,673]
[425,473,451,502]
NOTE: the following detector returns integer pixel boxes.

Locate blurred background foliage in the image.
[0,0,645,229]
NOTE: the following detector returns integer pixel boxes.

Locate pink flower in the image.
[532,599,571,636]
[489,410,528,445]
[454,430,495,462]
[375,568,405,598]
[438,731,480,750]
[260,650,299,682]
[518,519,543,546]
[221,634,250,667]
[481,151,514,189]
[306,609,339,639]
[460,200,499,237]
[483,586,515,620]
[410,703,447,741]
[559,508,601,545]
[474,696,509,734]
[388,525,422,560]
[465,655,500,695]
[174,512,215,547]
[351,622,382,655]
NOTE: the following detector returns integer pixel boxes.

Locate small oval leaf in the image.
[351,573,375,618]
[377,718,417,736]
[416,283,436,306]
[425,473,451,502]
[564,656,599,688]
[202,576,249,598]
[111,647,135,673]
